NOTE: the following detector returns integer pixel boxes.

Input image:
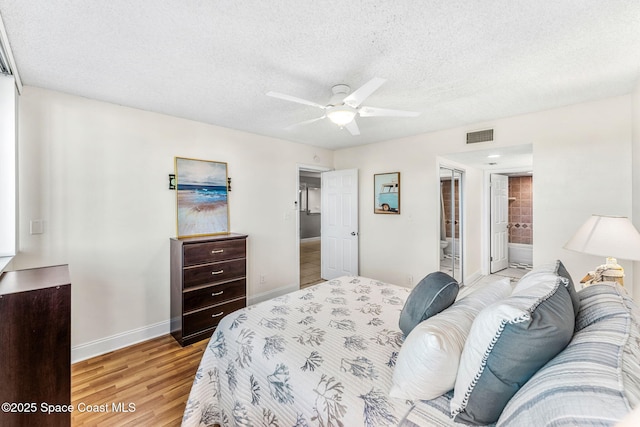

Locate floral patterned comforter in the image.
[182,276,414,427]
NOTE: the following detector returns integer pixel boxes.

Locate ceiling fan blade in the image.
[266,91,326,110]
[358,106,420,118]
[343,77,386,108]
[284,116,326,130]
[344,119,360,136]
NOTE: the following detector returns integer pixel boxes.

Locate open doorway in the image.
[298,168,324,288]
[491,172,534,273]
[296,165,359,289]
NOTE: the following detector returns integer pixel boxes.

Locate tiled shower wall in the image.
[508,175,533,244]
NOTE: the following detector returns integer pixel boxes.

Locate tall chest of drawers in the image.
[170,233,248,346]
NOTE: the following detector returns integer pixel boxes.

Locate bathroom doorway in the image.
[491,172,534,273]
[439,166,464,283]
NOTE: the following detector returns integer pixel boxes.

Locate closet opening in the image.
[439,166,465,283]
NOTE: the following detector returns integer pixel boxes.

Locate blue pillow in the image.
[554,260,581,316]
[399,272,458,336]
[451,269,575,425]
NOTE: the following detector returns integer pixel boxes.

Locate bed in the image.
[182,269,640,427]
[182,275,415,426]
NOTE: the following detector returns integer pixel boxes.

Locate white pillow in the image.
[389,278,512,401]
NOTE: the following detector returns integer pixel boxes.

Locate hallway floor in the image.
[300,239,323,288]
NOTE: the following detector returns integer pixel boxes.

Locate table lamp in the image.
[563,215,640,286]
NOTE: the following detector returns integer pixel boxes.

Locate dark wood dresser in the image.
[170,234,248,346]
[0,264,71,427]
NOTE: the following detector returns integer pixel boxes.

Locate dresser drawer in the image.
[183,298,246,337]
[184,279,246,313]
[183,239,246,266]
[183,258,246,288]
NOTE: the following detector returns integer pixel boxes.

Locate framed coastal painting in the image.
[374,172,400,214]
[175,157,229,237]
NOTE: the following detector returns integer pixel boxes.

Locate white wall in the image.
[335,95,634,295]
[334,128,490,287]
[533,96,634,295]
[633,79,640,298]
[12,86,638,360]
[12,87,333,360]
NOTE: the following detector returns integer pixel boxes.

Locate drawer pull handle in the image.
[211,270,224,275]
[211,290,224,296]
[211,249,224,254]
[211,311,224,318]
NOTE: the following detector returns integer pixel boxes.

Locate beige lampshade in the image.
[564,215,640,261]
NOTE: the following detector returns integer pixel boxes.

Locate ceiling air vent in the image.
[466,129,494,144]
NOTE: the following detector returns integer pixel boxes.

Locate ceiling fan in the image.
[266,77,420,136]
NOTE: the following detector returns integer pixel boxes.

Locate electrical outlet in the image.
[407,275,413,286]
[260,274,266,284]
[30,219,44,235]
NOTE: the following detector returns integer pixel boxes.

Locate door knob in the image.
[351,231,358,236]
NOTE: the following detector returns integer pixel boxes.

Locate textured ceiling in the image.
[442,144,533,171]
[0,1,639,150]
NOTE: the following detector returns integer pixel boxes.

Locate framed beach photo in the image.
[175,157,229,237]
[374,172,400,214]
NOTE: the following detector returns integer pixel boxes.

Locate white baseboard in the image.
[464,270,484,287]
[71,320,170,364]
[72,284,300,363]
[248,283,299,306]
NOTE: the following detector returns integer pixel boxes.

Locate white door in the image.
[490,174,509,273]
[321,169,359,280]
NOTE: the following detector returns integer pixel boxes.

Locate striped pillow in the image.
[496,282,640,426]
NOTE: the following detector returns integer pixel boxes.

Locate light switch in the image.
[30,219,44,235]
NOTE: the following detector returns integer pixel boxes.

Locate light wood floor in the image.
[300,239,323,288]
[71,335,208,426]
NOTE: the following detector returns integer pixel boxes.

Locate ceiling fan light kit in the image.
[326,105,357,126]
[266,77,420,136]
